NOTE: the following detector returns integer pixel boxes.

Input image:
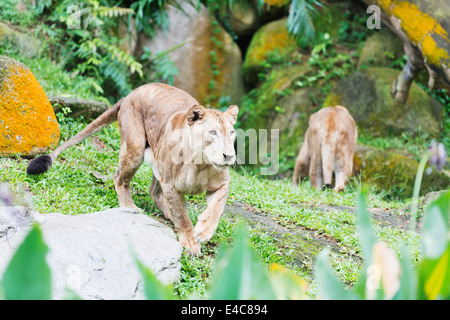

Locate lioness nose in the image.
[223,154,234,161]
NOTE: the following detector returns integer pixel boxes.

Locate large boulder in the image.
[358,29,404,69]
[243,17,299,85]
[214,0,289,38]
[0,207,183,300]
[0,22,41,58]
[136,2,244,106]
[0,56,60,157]
[324,67,443,138]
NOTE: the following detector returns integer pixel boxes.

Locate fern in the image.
[95,6,134,18]
[78,38,143,77]
[287,0,322,43]
[101,60,133,96]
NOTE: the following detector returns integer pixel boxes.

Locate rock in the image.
[0,207,183,300]
[0,56,60,157]
[0,22,41,58]
[214,0,288,38]
[421,190,449,207]
[353,145,450,198]
[324,67,443,138]
[49,96,109,119]
[358,30,404,69]
[243,17,299,85]
[136,2,244,106]
[362,0,450,102]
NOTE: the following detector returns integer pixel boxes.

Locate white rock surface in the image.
[0,207,182,300]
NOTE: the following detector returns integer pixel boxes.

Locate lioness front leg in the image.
[194,184,230,244]
[161,183,201,256]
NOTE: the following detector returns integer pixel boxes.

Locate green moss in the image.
[355,145,450,198]
[357,30,404,69]
[243,18,299,84]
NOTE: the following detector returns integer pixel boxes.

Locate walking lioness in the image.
[27,83,239,256]
[292,105,357,192]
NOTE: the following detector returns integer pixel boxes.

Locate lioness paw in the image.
[194,222,217,244]
[179,234,202,257]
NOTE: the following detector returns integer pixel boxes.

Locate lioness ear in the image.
[225,105,239,125]
[187,104,206,126]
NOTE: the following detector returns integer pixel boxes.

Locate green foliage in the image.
[208,228,276,299]
[287,0,322,45]
[1,225,51,300]
[1,165,446,300]
[135,257,176,300]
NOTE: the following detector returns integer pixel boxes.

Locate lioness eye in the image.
[209,130,217,136]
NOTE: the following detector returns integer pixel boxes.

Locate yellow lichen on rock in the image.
[373,0,450,66]
[0,55,60,157]
[264,0,290,7]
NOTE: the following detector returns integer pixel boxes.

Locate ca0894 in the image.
[225,304,268,315]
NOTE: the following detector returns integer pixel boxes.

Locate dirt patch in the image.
[225,201,361,271]
[290,202,422,232]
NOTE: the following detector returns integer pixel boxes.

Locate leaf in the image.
[314,249,357,300]
[421,192,449,260]
[269,264,307,300]
[2,224,51,300]
[423,247,449,300]
[352,191,379,298]
[135,257,175,300]
[208,227,276,300]
[394,244,418,300]
[356,192,378,264]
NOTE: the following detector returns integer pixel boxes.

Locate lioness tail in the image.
[27,98,123,175]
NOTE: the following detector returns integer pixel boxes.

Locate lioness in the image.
[27,83,239,256]
[292,105,357,192]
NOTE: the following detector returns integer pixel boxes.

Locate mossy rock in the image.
[0,55,60,157]
[243,18,299,85]
[354,145,450,198]
[0,22,41,58]
[324,67,443,138]
[357,29,404,69]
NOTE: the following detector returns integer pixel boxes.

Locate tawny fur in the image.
[292,105,357,192]
[27,83,239,256]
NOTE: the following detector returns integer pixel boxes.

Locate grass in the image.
[0,115,423,299]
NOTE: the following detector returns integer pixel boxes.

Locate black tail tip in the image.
[27,155,52,175]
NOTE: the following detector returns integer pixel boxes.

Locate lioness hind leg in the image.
[309,151,323,189]
[334,149,353,193]
[292,141,310,186]
[149,178,172,220]
[114,113,146,210]
[114,147,145,210]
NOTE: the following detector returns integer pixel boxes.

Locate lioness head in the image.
[186,104,239,168]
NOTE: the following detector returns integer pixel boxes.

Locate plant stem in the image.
[409,152,430,234]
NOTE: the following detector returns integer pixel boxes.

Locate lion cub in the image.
[292,105,357,192]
